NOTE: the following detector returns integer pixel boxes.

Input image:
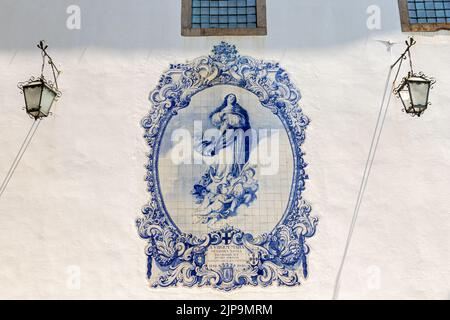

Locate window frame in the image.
[398,0,450,32]
[181,0,267,36]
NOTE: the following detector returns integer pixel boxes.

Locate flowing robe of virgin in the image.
[206,104,251,193]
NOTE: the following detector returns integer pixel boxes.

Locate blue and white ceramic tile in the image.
[137,42,318,291]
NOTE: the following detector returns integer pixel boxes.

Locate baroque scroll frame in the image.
[136,42,318,291]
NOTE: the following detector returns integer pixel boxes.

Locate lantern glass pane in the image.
[408,78,430,108]
[23,82,43,112]
[399,88,411,110]
[40,85,57,116]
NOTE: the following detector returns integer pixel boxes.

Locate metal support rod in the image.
[0,119,41,200]
[332,40,410,299]
[38,40,61,89]
[391,37,416,70]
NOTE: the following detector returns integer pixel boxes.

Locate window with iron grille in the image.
[182,0,267,36]
[399,0,450,31]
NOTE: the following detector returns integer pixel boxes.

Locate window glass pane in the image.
[407,0,450,24]
[191,0,258,29]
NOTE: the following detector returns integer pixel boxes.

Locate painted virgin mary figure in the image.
[192,94,258,225]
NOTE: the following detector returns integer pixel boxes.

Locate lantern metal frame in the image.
[392,38,436,117]
[394,71,435,117]
[17,41,62,120]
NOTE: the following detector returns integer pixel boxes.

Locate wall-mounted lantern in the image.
[393,38,436,117]
[395,72,434,117]
[334,37,436,300]
[18,41,61,119]
[0,41,62,200]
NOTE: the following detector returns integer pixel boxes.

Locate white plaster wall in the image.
[0,0,449,299]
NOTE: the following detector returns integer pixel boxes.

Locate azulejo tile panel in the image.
[136,42,318,290]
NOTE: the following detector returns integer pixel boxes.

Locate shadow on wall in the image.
[0,0,400,51]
